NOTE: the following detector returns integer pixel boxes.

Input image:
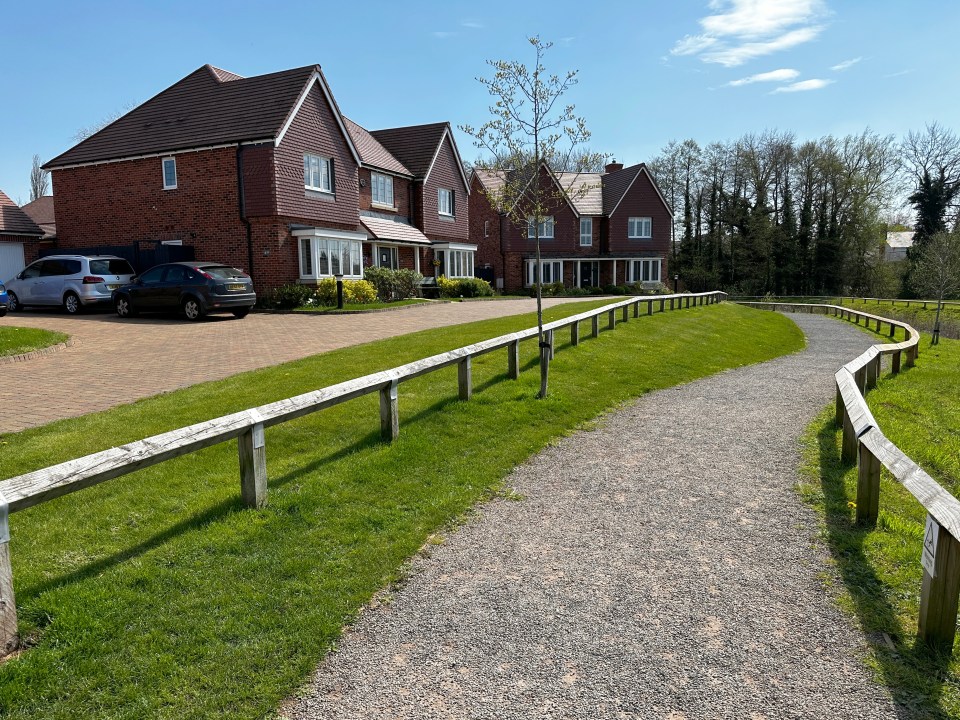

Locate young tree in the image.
[913,230,960,344]
[29,154,48,201]
[462,37,604,398]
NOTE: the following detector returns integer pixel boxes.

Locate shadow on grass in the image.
[815,419,954,718]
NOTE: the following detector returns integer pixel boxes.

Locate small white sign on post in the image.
[922,514,940,577]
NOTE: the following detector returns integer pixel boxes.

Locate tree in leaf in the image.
[912,230,960,344]
[461,37,605,398]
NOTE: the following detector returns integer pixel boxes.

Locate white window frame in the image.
[442,249,473,278]
[484,220,489,238]
[438,188,454,216]
[580,217,593,246]
[162,157,177,190]
[525,259,563,287]
[304,153,333,193]
[371,172,394,208]
[627,259,662,283]
[628,216,652,239]
[527,216,555,239]
[297,237,363,279]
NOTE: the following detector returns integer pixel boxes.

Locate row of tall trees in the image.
[649,124,960,297]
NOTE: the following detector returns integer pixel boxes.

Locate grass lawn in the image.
[0,327,68,358]
[0,301,803,719]
[293,298,431,313]
[800,325,960,717]
[835,298,960,340]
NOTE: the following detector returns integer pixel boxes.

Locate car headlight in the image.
[0,283,5,293]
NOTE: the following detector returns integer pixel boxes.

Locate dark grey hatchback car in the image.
[113,262,256,321]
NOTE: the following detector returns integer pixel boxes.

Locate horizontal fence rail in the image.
[732,295,960,311]
[741,301,960,651]
[0,290,727,655]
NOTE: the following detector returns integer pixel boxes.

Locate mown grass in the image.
[0,327,68,357]
[837,298,960,340]
[293,298,431,313]
[800,325,960,718]
[0,301,803,719]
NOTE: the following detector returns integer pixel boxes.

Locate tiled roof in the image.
[558,172,603,216]
[360,215,431,245]
[20,195,56,238]
[0,191,43,236]
[369,122,449,178]
[344,118,411,176]
[472,169,506,194]
[602,164,645,215]
[45,64,319,167]
[886,231,915,249]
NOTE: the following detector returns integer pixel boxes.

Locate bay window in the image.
[525,259,563,286]
[627,259,662,283]
[433,243,477,279]
[297,235,364,279]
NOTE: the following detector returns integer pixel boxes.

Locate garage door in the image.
[0,242,25,284]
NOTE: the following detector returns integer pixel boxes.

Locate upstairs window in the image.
[371,172,394,207]
[628,216,652,239]
[304,154,332,193]
[162,157,177,190]
[527,216,555,239]
[580,217,593,246]
[438,188,454,216]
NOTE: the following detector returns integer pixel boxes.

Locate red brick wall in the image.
[358,168,411,218]
[470,175,503,284]
[242,143,277,218]
[274,82,360,228]
[421,134,469,241]
[607,170,671,259]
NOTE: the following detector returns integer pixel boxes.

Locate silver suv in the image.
[5,255,137,314]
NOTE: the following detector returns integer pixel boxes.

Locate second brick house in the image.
[470,162,672,292]
[42,64,474,293]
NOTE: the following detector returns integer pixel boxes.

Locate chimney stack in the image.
[605,161,624,173]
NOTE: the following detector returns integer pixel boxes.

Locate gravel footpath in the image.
[281,313,903,720]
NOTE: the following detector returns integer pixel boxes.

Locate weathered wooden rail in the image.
[741,301,960,651]
[0,290,727,655]
[733,294,960,311]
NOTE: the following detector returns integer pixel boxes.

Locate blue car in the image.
[0,282,8,317]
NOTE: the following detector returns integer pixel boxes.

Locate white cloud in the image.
[884,69,912,78]
[772,78,834,93]
[460,20,484,29]
[727,68,800,86]
[831,57,861,71]
[671,0,829,66]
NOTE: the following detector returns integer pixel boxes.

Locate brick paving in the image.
[0,299,584,434]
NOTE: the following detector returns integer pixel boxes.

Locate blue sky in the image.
[1,0,957,204]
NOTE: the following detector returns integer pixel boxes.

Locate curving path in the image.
[281,313,903,720]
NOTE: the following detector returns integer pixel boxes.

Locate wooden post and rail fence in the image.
[741,301,960,651]
[0,290,726,656]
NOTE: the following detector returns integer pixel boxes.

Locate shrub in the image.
[603,284,627,295]
[438,276,494,298]
[312,278,377,306]
[364,267,424,301]
[265,283,313,309]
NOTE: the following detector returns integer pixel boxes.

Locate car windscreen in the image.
[201,266,248,279]
[89,259,135,276]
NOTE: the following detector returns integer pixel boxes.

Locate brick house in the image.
[470,162,672,292]
[42,64,474,293]
[0,190,45,283]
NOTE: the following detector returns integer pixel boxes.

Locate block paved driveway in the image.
[0,298,584,434]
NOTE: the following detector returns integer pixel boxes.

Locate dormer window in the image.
[162,157,177,190]
[304,154,333,193]
[438,188,454,216]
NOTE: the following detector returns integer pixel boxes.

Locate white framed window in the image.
[628,217,652,239]
[375,245,400,270]
[438,188,454,216]
[527,216,555,239]
[303,153,332,193]
[434,245,476,279]
[298,237,362,279]
[371,172,394,207]
[484,220,489,237]
[525,259,563,286]
[627,259,662,283]
[580,217,593,246]
[162,157,177,190]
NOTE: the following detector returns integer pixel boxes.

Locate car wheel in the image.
[63,291,82,315]
[7,292,20,312]
[182,297,205,321]
[115,295,136,318]
[231,307,250,319]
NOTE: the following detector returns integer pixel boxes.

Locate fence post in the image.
[891,350,901,375]
[647,300,653,316]
[856,441,881,524]
[906,345,917,368]
[685,296,691,309]
[866,356,878,390]
[591,314,600,338]
[660,298,665,312]
[835,381,844,426]
[458,357,472,400]
[507,340,520,380]
[238,414,267,509]
[842,408,857,464]
[622,305,629,322]
[854,367,867,394]
[607,310,616,330]
[379,379,399,442]
[918,524,960,651]
[670,298,675,311]
[889,323,896,338]
[633,300,640,319]
[571,321,580,346]
[0,492,17,657]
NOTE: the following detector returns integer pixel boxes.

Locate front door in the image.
[578,261,599,288]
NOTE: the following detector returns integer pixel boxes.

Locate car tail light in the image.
[82,276,105,284]
[194,268,214,279]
